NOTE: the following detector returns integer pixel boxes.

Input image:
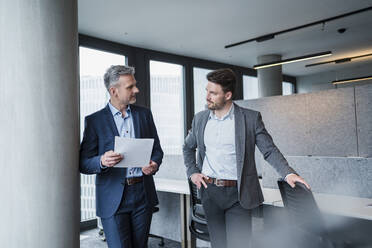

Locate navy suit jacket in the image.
[79,104,163,218]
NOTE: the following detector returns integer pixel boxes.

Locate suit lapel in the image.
[234,103,246,178]
[199,111,210,150]
[103,104,119,137]
[130,105,141,138]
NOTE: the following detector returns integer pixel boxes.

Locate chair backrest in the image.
[277,180,326,236]
[188,178,201,206]
[188,179,206,219]
[187,179,210,242]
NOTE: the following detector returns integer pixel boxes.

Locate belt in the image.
[124,177,143,186]
[205,177,237,187]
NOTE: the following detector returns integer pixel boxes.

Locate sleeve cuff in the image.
[99,159,108,170]
[284,173,295,181]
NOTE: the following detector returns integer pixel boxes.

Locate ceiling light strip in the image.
[253,51,332,69]
[332,76,372,85]
[306,52,372,67]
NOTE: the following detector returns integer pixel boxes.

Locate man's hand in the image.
[100,150,123,167]
[286,174,310,189]
[142,160,158,175]
[191,173,209,189]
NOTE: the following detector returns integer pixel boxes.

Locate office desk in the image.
[262,183,372,245]
[155,178,372,247]
[261,183,372,221]
[154,178,194,248]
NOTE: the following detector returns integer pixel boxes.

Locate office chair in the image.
[277,180,372,248]
[149,206,165,246]
[188,179,210,242]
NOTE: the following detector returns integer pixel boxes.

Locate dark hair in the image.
[206,68,236,96]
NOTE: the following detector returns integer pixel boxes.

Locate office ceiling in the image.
[78,0,372,77]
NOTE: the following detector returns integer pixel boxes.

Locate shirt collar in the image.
[209,103,234,121]
[108,101,131,118]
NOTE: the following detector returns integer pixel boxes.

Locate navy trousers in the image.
[101,182,153,248]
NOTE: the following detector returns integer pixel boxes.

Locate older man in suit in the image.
[183,68,309,248]
[80,65,163,248]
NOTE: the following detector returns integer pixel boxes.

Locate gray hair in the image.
[103,65,135,91]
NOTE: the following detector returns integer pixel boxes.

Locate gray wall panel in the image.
[262,94,310,156]
[237,95,311,156]
[254,147,264,177]
[237,86,359,157]
[235,98,263,112]
[355,84,372,157]
[305,88,357,156]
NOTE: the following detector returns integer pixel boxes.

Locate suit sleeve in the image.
[148,110,164,170]
[183,117,200,178]
[79,116,105,174]
[255,112,296,177]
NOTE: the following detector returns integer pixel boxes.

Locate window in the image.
[79,46,126,221]
[243,75,259,100]
[283,81,295,95]
[193,67,212,114]
[243,76,295,98]
[150,60,184,171]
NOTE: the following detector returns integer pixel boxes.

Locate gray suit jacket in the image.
[183,103,296,210]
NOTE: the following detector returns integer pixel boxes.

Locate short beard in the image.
[128,96,137,104]
[206,100,226,110]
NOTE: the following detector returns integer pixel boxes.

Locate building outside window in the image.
[283,81,295,95]
[149,60,185,176]
[193,67,212,114]
[243,75,259,100]
[244,76,295,99]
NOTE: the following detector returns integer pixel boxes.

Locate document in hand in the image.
[114,137,154,168]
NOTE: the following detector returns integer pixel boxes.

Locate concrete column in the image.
[257,55,283,97]
[0,1,79,247]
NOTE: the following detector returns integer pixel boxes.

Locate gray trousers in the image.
[201,184,252,248]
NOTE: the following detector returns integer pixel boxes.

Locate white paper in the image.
[114,137,154,168]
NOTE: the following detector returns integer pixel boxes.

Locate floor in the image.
[80,228,182,248]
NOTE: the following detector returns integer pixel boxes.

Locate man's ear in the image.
[225,91,232,101]
[109,87,116,97]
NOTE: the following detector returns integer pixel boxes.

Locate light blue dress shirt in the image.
[108,102,143,178]
[202,104,238,180]
[201,103,294,181]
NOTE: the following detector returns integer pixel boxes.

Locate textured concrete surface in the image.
[305,88,357,156]
[236,87,359,157]
[0,1,79,247]
[355,84,372,157]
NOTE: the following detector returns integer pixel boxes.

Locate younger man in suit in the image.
[183,68,309,248]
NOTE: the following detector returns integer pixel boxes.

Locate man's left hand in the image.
[142,160,158,175]
[286,174,310,189]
